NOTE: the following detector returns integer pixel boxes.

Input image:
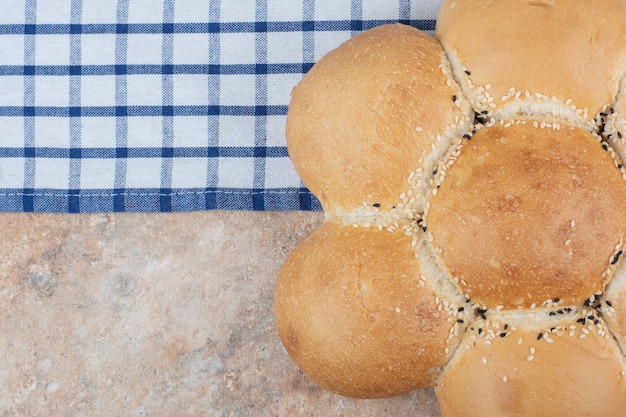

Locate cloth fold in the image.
[0,0,440,212]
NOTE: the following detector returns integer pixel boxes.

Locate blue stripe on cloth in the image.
[0,146,289,158]
[0,188,321,212]
[0,105,288,117]
[253,0,268,211]
[206,0,221,211]
[0,20,436,35]
[68,0,82,212]
[22,0,36,212]
[0,63,316,75]
[113,0,129,212]
[160,0,175,212]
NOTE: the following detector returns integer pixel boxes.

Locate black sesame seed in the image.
[565,307,572,313]
[557,309,563,314]
[577,317,586,324]
[618,164,623,169]
[452,95,457,102]
[372,203,381,208]
[602,143,609,151]
[619,132,623,139]
[594,319,599,325]
[537,333,543,340]
[549,311,556,316]
[463,133,472,140]
[611,107,615,114]
[611,250,623,265]
[504,324,509,330]
[457,319,464,324]
[553,298,560,303]
[465,70,471,75]
[606,300,613,307]
[500,332,507,337]
[584,299,591,306]
[422,226,427,232]
[458,307,465,312]
[432,169,438,175]
[600,112,608,117]
[478,328,483,335]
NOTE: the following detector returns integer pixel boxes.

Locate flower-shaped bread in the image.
[274,1,626,415]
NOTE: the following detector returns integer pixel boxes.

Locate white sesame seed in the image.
[527,355,534,361]
[517,337,523,345]
[482,357,488,364]
[502,376,508,382]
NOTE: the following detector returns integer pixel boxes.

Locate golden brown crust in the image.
[426,122,626,309]
[286,23,470,214]
[435,0,626,125]
[436,310,626,417]
[277,3,626,406]
[273,221,469,398]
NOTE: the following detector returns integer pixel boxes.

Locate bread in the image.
[426,122,626,309]
[274,220,471,398]
[436,309,626,416]
[274,1,626,414]
[285,23,471,215]
[435,0,626,128]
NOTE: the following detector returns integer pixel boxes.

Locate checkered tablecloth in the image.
[0,0,441,212]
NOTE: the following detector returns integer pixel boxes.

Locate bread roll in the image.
[435,0,626,128]
[426,121,626,309]
[274,221,472,398]
[286,23,471,216]
[436,309,626,417]
[275,0,626,410]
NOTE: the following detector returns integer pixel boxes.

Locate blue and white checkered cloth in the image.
[0,0,440,212]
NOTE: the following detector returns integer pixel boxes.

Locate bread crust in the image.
[436,310,626,417]
[435,0,626,127]
[274,221,470,398]
[286,23,471,215]
[426,122,626,309]
[275,2,626,407]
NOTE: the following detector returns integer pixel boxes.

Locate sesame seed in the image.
[527,355,534,361]
[482,357,488,364]
[502,376,508,383]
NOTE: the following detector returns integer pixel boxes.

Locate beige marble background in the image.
[0,211,441,416]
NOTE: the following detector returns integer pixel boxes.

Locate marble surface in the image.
[0,211,441,416]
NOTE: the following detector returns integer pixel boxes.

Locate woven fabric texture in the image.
[0,0,439,212]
